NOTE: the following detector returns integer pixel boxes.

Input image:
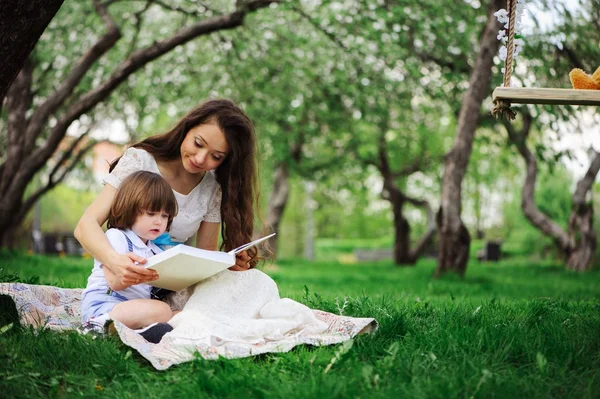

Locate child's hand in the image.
[229,251,251,271]
[108,252,158,287]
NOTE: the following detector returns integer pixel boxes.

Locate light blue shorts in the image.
[80,288,129,323]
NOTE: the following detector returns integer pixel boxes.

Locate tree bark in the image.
[378,135,435,265]
[0,59,34,247]
[0,0,64,104]
[565,202,596,271]
[389,195,412,264]
[507,115,571,249]
[435,0,503,277]
[386,186,436,265]
[265,163,290,258]
[565,151,600,271]
[0,0,277,248]
[407,196,436,261]
[506,114,600,272]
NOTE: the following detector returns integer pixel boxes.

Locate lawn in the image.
[1,252,599,398]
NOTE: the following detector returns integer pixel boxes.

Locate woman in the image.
[75,98,263,290]
[71,98,376,358]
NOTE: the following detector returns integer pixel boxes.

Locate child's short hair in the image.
[108,171,178,231]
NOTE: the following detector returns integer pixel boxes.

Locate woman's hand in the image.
[229,251,251,271]
[106,252,158,288]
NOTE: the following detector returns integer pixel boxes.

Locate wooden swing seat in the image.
[492,87,600,106]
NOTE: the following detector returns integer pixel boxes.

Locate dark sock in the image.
[138,322,173,344]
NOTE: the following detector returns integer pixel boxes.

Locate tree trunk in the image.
[304,181,315,261]
[518,133,570,249]
[0,0,64,104]
[0,58,34,247]
[391,201,413,264]
[265,163,290,258]
[1,221,22,248]
[376,130,436,265]
[506,114,600,271]
[565,203,596,271]
[409,199,437,261]
[435,0,503,277]
[565,151,600,271]
[379,139,414,265]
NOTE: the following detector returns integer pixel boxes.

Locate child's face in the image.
[131,210,169,243]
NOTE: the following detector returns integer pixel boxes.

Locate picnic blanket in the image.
[0,269,377,370]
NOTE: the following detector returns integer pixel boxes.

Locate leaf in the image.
[0,323,14,335]
[536,352,547,372]
[324,339,354,374]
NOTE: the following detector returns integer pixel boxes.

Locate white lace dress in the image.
[113,269,378,370]
[104,147,222,244]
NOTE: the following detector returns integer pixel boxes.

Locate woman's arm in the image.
[195,221,251,271]
[102,263,128,291]
[74,184,157,286]
[195,221,220,250]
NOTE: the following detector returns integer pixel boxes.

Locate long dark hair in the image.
[110,99,264,265]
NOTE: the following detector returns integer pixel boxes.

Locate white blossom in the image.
[499,46,507,61]
[493,9,508,24]
[495,0,526,72]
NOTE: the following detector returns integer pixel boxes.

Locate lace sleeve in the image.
[203,185,222,223]
[103,147,149,189]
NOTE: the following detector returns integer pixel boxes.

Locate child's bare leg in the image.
[109,299,172,329]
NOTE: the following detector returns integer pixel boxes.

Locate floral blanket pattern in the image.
[0,271,377,371]
[0,283,83,331]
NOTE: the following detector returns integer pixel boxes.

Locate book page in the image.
[228,233,276,255]
[145,245,235,290]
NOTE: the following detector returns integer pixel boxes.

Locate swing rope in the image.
[492,0,517,120]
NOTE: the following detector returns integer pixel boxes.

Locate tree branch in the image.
[503,114,570,250]
[147,0,214,17]
[126,1,152,57]
[572,149,600,207]
[25,0,278,177]
[24,0,121,153]
[408,196,436,260]
[47,133,90,184]
[18,139,101,225]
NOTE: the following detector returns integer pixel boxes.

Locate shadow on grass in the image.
[0,295,20,328]
[0,269,39,329]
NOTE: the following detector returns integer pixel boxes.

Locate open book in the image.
[145,233,275,291]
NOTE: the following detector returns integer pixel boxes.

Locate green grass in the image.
[1,252,599,398]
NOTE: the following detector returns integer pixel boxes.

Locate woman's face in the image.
[180,122,229,174]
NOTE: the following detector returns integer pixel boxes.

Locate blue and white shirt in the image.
[82,228,163,300]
